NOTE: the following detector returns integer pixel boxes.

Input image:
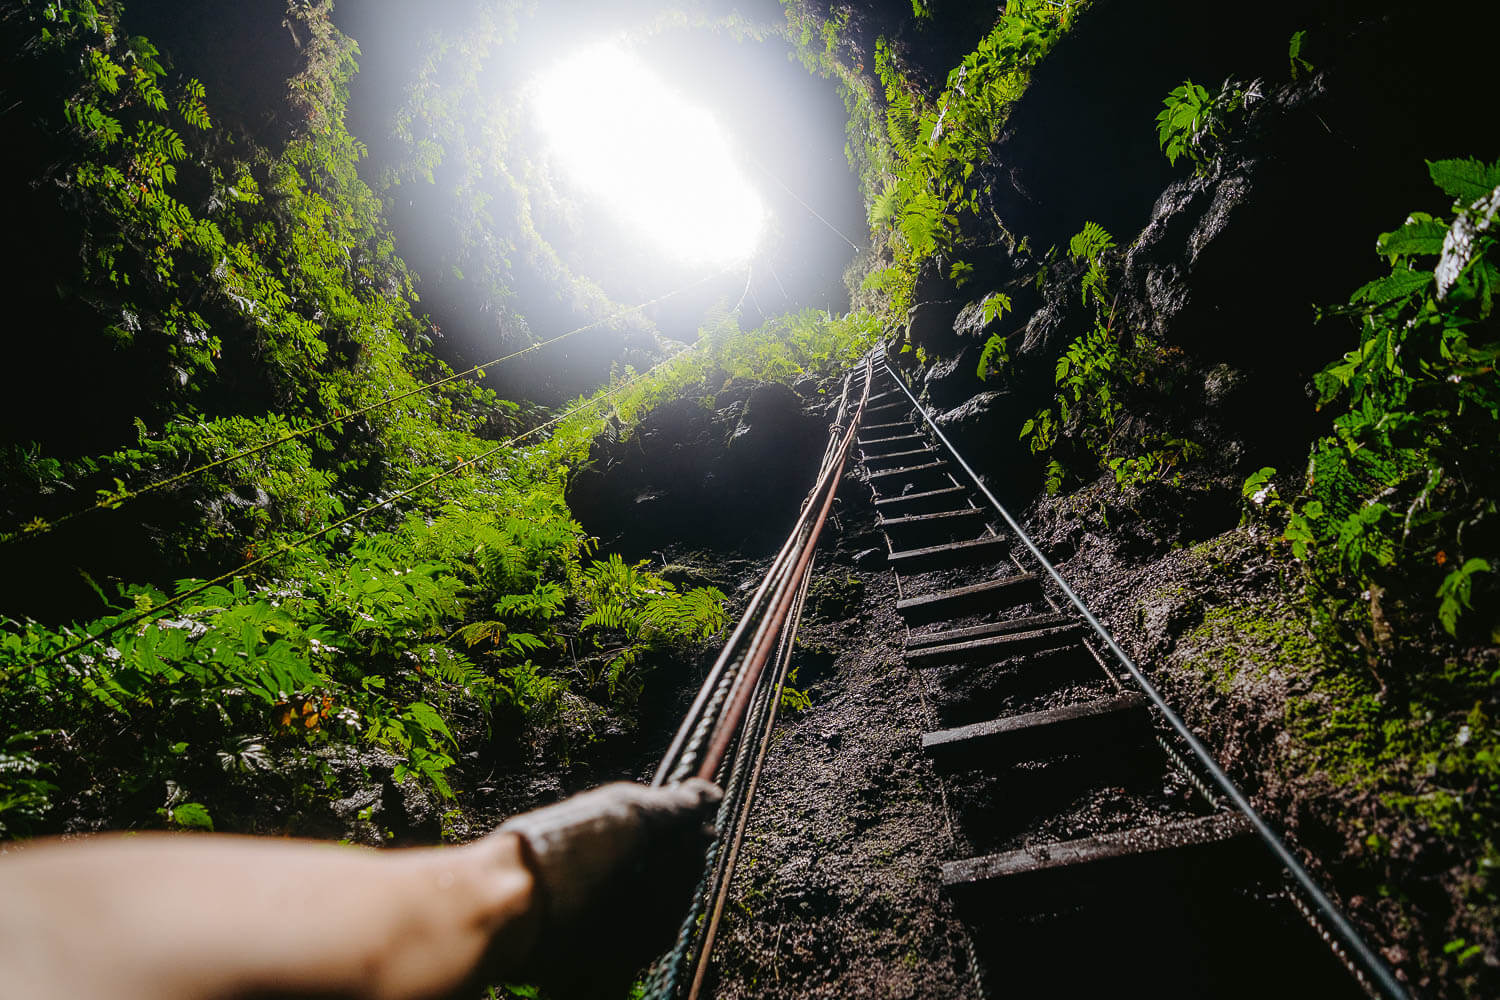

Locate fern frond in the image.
[1068,221,1115,262]
[452,621,507,648]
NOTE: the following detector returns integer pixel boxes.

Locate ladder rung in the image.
[896,573,1040,625]
[872,486,967,513]
[922,692,1150,767]
[942,813,1257,911]
[905,622,1085,665]
[879,507,984,531]
[864,447,936,471]
[888,534,1009,573]
[906,612,1073,649]
[867,461,949,482]
[859,433,923,447]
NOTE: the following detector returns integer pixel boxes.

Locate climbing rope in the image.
[642,357,873,999]
[2,267,735,547]
[22,347,696,674]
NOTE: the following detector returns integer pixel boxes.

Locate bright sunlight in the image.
[532,41,766,267]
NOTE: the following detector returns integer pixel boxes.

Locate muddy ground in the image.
[697,465,1368,1000]
[704,467,980,999]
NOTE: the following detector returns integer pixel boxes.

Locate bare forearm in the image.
[0,833,537,1000]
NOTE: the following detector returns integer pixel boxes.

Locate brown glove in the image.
[500,779,722,998]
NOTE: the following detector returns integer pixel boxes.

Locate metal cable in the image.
[643,359,873,999]
[651,367,862,787]
[643,653,770,1000]
[24,351,691,673]
[3,268,733,547]
[685,563,814,1000]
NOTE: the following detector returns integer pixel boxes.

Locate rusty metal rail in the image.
[643,357,874,1000]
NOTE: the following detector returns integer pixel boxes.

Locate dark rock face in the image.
[921,345,981,410]
[899,0,1500,512]
[905,297,964,356]
[566,382,830,557]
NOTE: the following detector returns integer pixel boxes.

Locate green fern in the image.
[453,620,508,648]
[977,334,1010,380]
[1068,222,1115,306]
[1286,157,1500,649]
[1288,30,1313,80]
[1068,221,1114,262]
[1155,80,1211,167]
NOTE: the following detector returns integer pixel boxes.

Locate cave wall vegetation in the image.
[784,0,1498,992]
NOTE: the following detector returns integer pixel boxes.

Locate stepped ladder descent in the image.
[852,355,1409,1000]
[629,354,1408,1000]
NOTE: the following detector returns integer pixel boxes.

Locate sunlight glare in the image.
[532,41,765,267]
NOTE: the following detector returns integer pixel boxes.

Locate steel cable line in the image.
[650,363,866,786]
[749,158,864,254]
[2,268,733,548]
[21,349,692,674]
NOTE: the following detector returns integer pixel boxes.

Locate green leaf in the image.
[1242,466,1277,499]
[977,334,1009,380]
[1350,267,1432,309]
[1428,158,1500,204]
[1376,215,1448,258]
[167,802,214,831]
[404,701,457,751]
[1437,558,1491,635]
[981,292,1012,325]
[1068,221,1114,263]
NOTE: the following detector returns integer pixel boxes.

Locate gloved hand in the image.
[500,778,722,998]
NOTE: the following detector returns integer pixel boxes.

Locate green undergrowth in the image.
[1179,587,1499,857]
[0,0,880,837]
[1264,159,1500,664]
[1002,221,1200,494]
[780,1,1089,328]
[859,1,1087,327]
[1171,580,1498,989]
[1,1,858,839]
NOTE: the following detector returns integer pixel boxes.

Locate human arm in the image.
[0,779,720,1000]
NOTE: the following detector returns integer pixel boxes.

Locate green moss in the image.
[807,573,866,623]
[1175,598,1328,694]
[1171,566,1499,972]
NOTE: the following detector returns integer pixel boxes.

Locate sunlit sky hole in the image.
[532,41,766,268]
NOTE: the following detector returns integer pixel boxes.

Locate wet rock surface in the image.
[1020,474,1496,998]
[566,379,831,558]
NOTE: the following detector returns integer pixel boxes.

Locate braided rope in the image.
[643,662,773,999]
[641,358,873,999]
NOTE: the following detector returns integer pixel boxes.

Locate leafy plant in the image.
[1155,78,1248,174]
[579,555,726,700]
[1288,30,1314,79]
[1285,157,1500,657]
[0,731,57,836]
[855,3,1088,326]
[976,292,1014,379]
[1069,220,1115,307]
